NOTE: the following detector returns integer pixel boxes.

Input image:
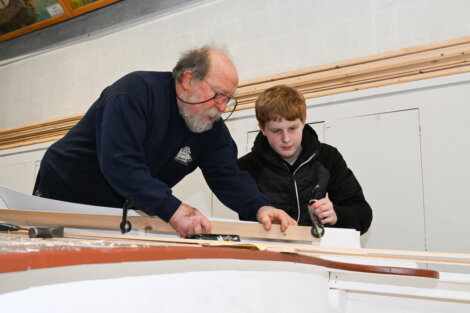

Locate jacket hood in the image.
[251,124,321,168]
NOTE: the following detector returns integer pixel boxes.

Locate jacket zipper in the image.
[284,153,316,223]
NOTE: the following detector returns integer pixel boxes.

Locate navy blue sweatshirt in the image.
[35,71,269,221]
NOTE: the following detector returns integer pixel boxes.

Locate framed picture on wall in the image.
[0,0,119,42]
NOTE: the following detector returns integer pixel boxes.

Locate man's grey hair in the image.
[173,45,212,82]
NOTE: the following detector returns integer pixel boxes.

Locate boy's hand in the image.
[257,206,297,232]
[310,198,337,226]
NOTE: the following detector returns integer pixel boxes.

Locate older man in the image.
[33,46,296,236]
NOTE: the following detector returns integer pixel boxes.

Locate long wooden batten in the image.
[0,208,315,242]
[2,35,470,150]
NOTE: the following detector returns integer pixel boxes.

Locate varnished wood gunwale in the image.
[0,243,440,279]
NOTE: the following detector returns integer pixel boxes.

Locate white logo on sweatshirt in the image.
[174,146,192,165]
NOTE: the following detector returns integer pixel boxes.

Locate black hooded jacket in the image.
[237,124,372,235]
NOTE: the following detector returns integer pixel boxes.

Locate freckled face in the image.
[261,118,305,160]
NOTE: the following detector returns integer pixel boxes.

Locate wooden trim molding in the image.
[0,115,82,150]
[2,35,470,150]
[235,35,470,108]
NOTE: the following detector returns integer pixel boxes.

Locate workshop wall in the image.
[1,0,470,130]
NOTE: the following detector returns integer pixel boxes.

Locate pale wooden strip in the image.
[0,135,65,151]
[0,115,82,134]
[296,250,470,267]
[298,54,470,92]
[0,120,78,139]
[236,43,470,94]
[238,35,470,87]
[0,209,316,242]
[235,49,470,107]
[66,231,470,267]
[1,231,196,249]
[293,245,470,261]
[303,63,470,99]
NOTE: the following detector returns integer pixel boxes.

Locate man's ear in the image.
[258,123,266,136]
[181,70,194,91]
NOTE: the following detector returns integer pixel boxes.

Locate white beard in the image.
[177,99,222,133]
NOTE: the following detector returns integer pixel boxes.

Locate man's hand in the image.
[310,198,337,226]
[169,203,212,237]
[256,206,297,232]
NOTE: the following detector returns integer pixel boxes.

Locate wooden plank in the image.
[0,209,317,242]
[297,245,470,260]
[292,246,470,267]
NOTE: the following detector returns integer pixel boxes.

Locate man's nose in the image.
[215,100,227,112]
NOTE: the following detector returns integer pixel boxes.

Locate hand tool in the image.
[308,200,325,238]
[185,234,241,241]
[0,222,64,238]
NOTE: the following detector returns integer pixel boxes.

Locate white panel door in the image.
[325,109,425,251]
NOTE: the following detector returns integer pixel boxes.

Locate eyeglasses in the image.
[201,79,237,110]
[202,79,238,121]
[176,77,238,121]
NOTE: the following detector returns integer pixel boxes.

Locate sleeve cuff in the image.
[140,194,182,222]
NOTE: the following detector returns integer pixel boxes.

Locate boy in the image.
[237,85,372,234]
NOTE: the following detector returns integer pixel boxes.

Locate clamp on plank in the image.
[120,200,134,234]
[308,200,325,238]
